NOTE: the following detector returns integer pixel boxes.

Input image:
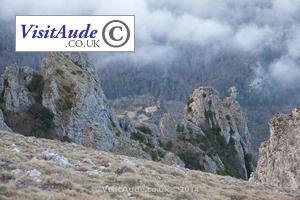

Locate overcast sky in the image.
[1,0,300,86]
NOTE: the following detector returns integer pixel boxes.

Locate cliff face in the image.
[0,53,183,167]
[184,86,254,179]
[0,65,35,112]
[251,108,300,190]
[41,53,121,151]
[0,53,122,151]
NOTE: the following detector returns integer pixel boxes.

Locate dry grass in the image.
[0,131,299,200]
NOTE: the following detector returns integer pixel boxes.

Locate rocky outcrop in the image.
[109,88,254,179]
[0,65,35,111]
[0,110,11,131]
[0,53,183,168]
[0,65,53,136]
[41,150,71,167]
[41,53,122,151]
[251,108,300,190]
[184,86,254,179]
[158,113,178,139]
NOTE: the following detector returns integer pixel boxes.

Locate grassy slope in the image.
[0,131,298,200]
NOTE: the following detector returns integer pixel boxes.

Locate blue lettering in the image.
[20,24,98,39]
[21,24,35,39]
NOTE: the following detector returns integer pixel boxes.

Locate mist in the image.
[1,0,300,87]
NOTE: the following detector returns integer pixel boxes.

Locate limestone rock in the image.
[0,109,11,131]
[0,65,35,111]
[184,86,254,179]
[251,108,300,190]
[41,150,71,167]
[158,113,178,139]
[0,53,181,167]
[160,152,185,167]
[83,122,116,150]
[26,169,42,177]
[118,114,135,137]
[41,52,121,151]
[202,155,219,174]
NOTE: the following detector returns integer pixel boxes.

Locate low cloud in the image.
[270,57,300,84]
[233,25,273,51]
[1,0,300,86]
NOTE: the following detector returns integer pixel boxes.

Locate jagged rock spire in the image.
[251,108,300,190]
[184,86,254,179]
[41,52,120,150]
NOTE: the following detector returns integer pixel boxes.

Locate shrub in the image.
[204,110,214,123]
[148,148,166,161]
[3,73,56,139]
[177,132,188,142]
[208,100,212,107]
[59,89,75,111]
[176,124,184,132]
[178,150,203,170]
[26,74,44,103]
[131,131,147,143]
[62,135,72,143]
[136,126,152,135]
[187,106,193,113]
[165,141,173,151]
[199,126,243,179]
[56,69,64,76]
[30,103,54,122]
[229,127,235,135]
[244,153,253,177]
[158,139,164,147]
[29,103,56,139]
[58,82,76,111]
[0,90,5,103]
[0,185,8,193]
[157,149,166,158]
[158,139,173,151]
[150,150,159,161]
[225,115,231,121]
[62,84,73,93]
[115,131,121,137]
[219,160,243,179]
[187,97,194,105]
[244,153,253,163]
[46,178,73,190]
[115,166,135,175]
[63,98,74,110]
[4,103,56,139]
[0,172,14,182]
